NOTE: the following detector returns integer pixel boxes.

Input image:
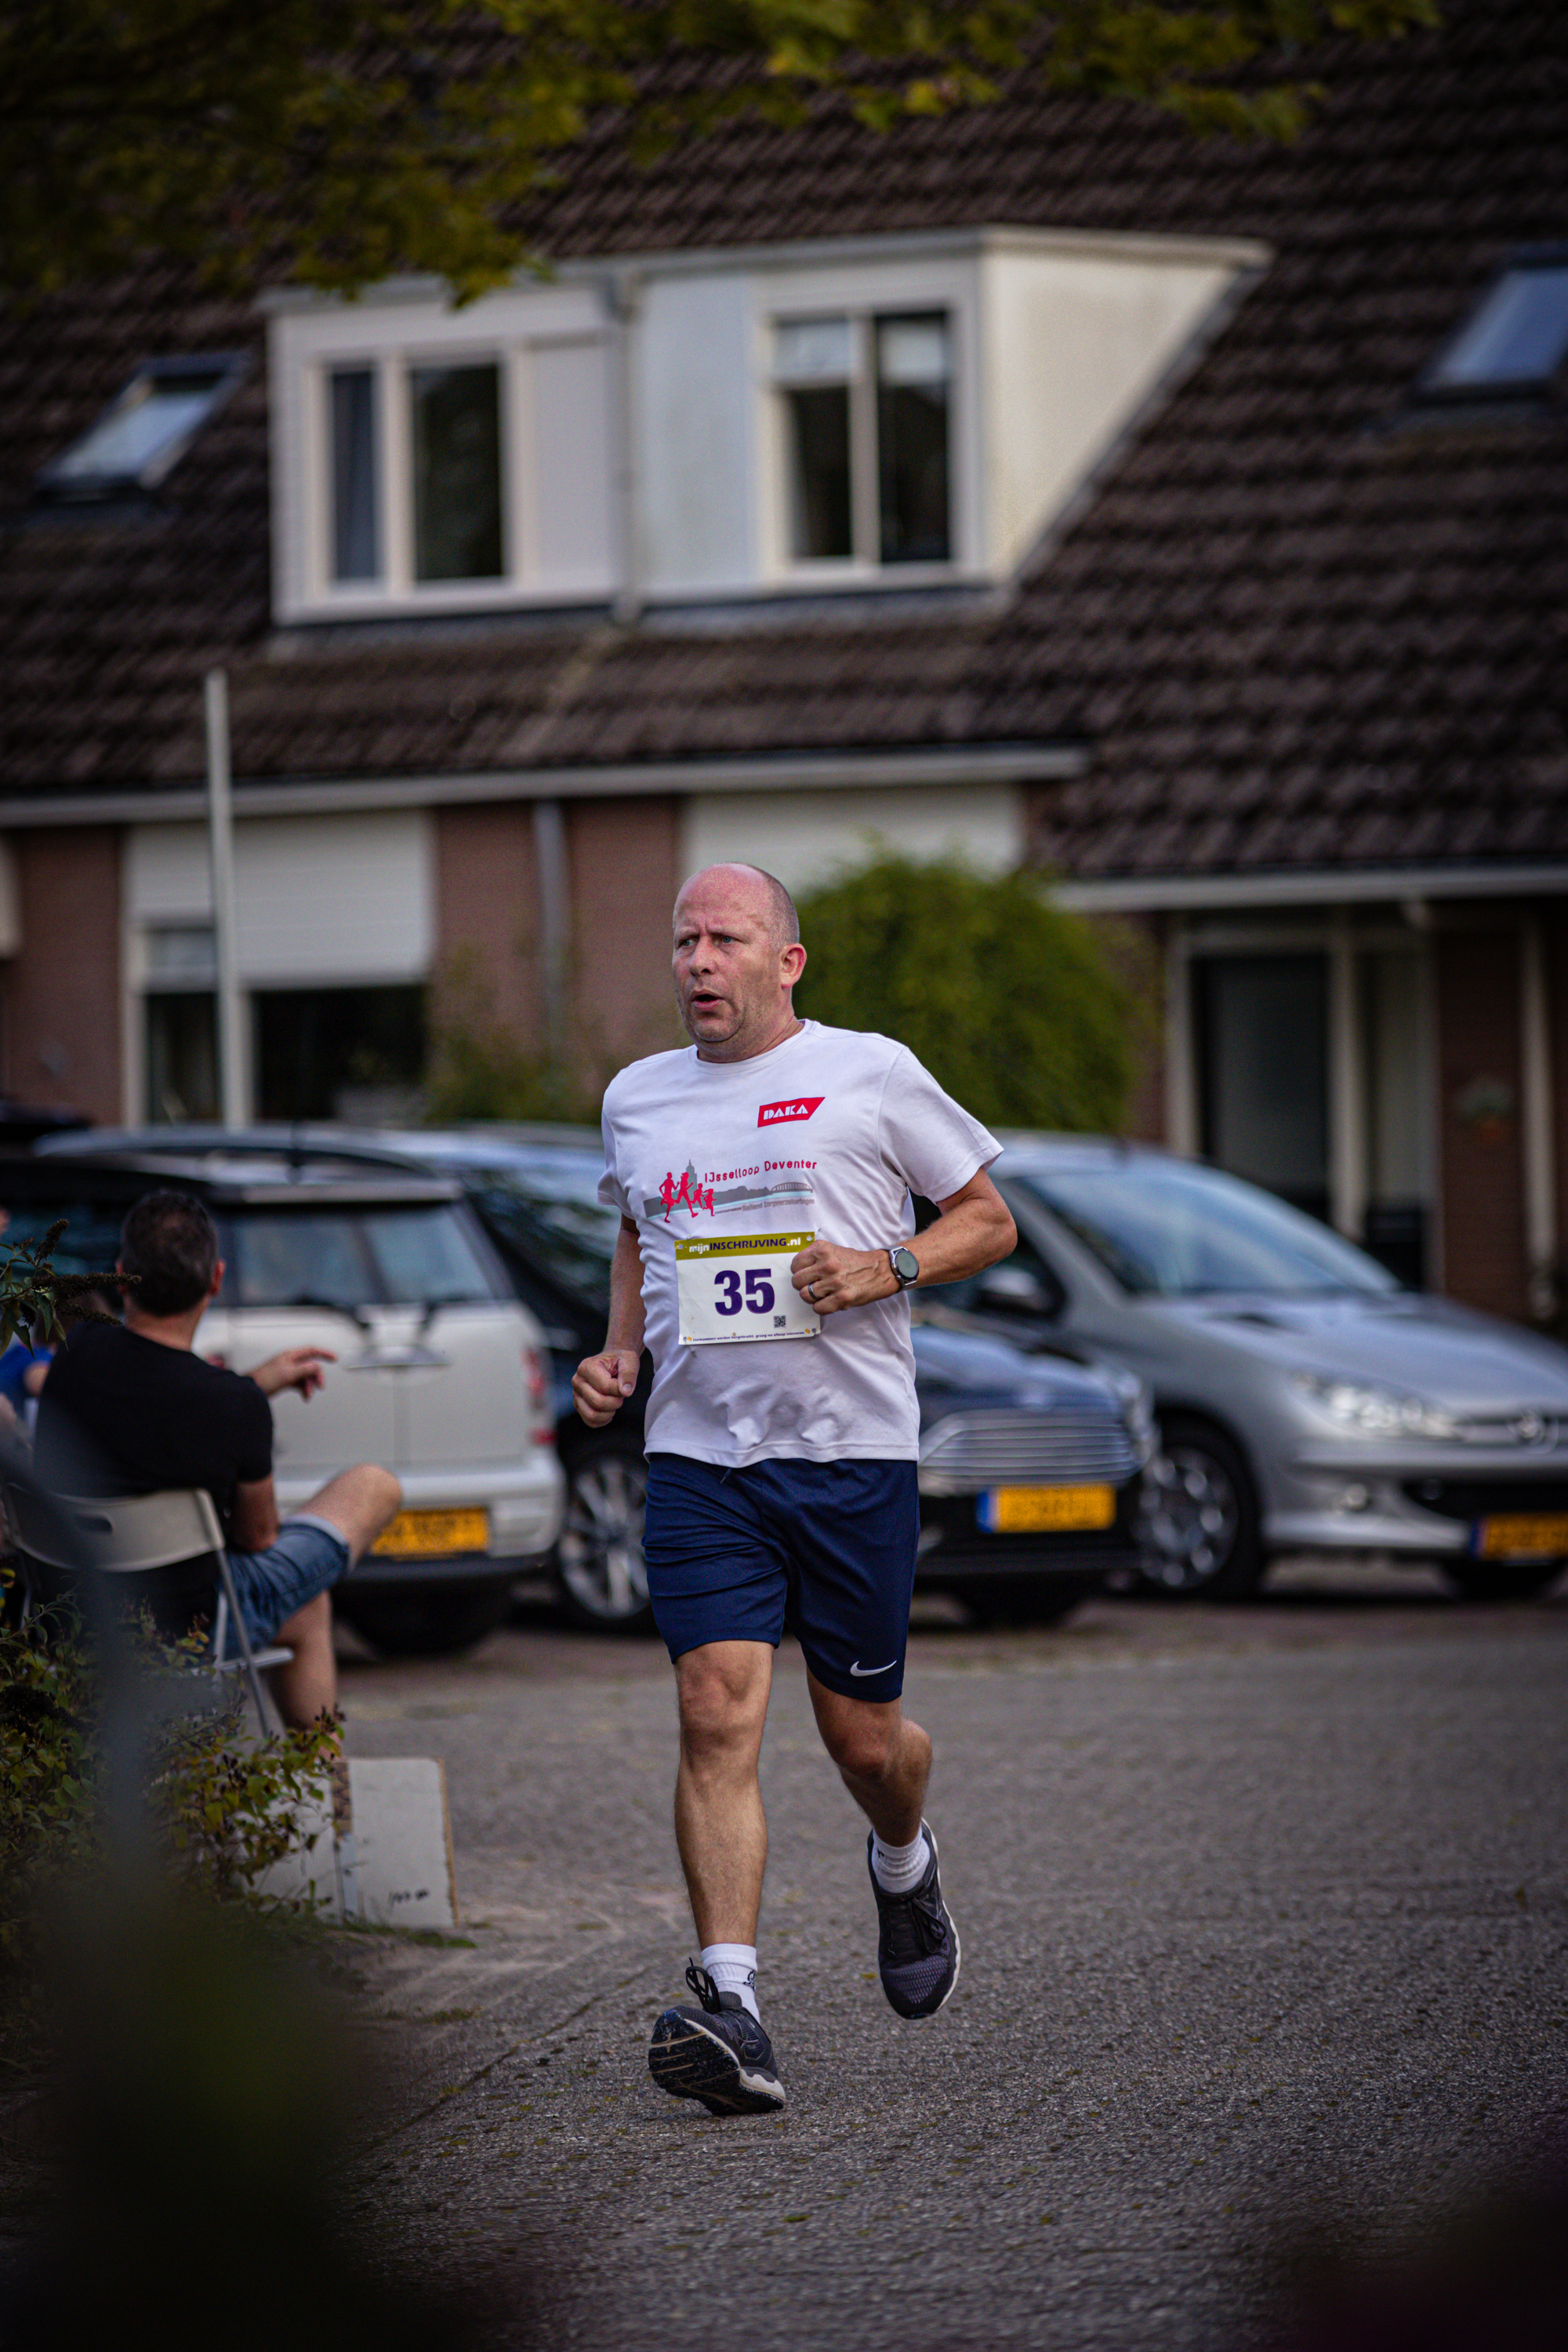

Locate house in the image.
[1,0,1564,1325]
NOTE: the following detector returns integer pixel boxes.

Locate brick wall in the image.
[432,804,543,1046]
[2,828,122,1123]
[568,797,683,1077]
[1436,920,1526,1319]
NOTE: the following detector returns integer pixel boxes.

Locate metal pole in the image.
[204,669,245,1127]
[1520,913,1557,1318]
[532,797,571,1065]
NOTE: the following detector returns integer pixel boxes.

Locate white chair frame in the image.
[3,1483,292,1737]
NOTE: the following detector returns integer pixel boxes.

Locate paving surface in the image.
[336,1566,1568,2350]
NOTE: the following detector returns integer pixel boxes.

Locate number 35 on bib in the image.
[675,1231,821,1345]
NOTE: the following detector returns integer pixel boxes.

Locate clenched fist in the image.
[573,1346,642,1428]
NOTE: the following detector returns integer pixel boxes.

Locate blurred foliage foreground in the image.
[0,1566,340,2037]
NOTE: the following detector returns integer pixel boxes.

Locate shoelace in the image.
[886,1871,949,1958]
[684,1959,723,2013]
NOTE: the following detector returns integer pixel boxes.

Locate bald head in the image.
[671,863,808,1062]
[677,862,800,951]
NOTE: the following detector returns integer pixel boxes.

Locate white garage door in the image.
[126,811,434,985]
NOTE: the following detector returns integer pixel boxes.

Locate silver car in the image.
[921,1140,1568,1601]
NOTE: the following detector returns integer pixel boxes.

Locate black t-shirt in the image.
[34,1322,274,1537]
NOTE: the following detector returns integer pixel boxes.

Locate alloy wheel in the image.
[558,1450,650,1624]
[1137,1443,1242,1592]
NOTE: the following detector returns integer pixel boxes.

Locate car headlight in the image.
[1290,1370,1457,1440]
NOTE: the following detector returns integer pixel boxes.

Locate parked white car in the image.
[13,1139,566,1653]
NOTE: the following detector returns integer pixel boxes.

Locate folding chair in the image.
[2,1482,292,1737]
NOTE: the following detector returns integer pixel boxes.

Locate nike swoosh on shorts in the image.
[850,1658,897,1677]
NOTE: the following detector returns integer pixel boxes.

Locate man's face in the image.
[672,869,801,1059]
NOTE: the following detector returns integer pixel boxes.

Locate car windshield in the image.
[462,1152,621,1307]
[223,1205,496,1308]
[1011,1158,1399,1298]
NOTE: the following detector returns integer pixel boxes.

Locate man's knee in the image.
[676,1648,768,1765]
[821,1704,900,1784]
[306,1464,401,1559]
[348,1463,402,1521]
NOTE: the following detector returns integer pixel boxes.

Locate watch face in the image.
[892,1247,920,1285]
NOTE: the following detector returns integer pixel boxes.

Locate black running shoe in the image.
[648,1962,786,2116]
[866,1820,960,2020]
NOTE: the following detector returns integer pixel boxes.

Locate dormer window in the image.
[270,228,1264,620]
[1424,253,1568,398]
[272,288,613,615]
[774,310,953,569]
[37,353,246,500]
[411,363,504,581]
[324,356,506,589]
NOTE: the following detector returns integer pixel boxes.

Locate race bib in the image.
[676,1230,821,1345]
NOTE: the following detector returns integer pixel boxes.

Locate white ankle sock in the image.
[700,1942,760,2021]
[871,1827,931,1896]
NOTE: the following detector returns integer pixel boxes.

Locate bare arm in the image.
[790,1167,1017,1318]
[229,1473,281,1553]
[572,1220,647,1428]
[249,1346,335,1399]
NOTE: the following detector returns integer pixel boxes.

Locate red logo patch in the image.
[757,1097,823,1129]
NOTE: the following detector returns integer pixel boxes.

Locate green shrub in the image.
[793,853,1152,1132]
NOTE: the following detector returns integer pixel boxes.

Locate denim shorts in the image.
[227,1513,351,1649]
[641,1454,919,1701]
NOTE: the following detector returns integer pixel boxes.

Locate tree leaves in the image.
[1,0,1441,300]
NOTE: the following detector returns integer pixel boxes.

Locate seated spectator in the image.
[34,1189,401,1731]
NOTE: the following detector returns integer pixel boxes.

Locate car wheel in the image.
[1134,1416,1265,1599]
[1442,1558,1566,1602]
[557,1441,652,1633]
[958,1576,1096,1628]
[336,1581,513,1657]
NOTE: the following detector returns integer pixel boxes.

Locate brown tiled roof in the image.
[2,0,1566,880]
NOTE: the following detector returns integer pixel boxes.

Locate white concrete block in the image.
[347,1756,459,1933]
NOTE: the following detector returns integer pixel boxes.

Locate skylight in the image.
[36,354,248,499]
[1425,259,1568,397]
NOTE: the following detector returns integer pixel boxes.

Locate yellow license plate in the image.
[1475,1512,1568,1559]
[978,1485,1116,1534]
[372,1508,490,1559]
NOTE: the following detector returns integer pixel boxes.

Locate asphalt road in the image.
[336,1567,1568,2350]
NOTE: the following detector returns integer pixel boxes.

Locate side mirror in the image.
[975,1265,1060,1318]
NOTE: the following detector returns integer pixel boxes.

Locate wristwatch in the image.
[887,1245,920,1290]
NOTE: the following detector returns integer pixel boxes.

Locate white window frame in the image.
[758,255,978,586]
[270,285,613,622]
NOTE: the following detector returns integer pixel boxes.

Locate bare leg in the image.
[807,1670,933,1845]
[267,1465,402,1730]
[268,1590,339,1730]
[673,1641,774,1946]
[294,1463,402,1563]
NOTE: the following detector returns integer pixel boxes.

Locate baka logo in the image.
[659,1165,714,1220]
[757,1096,824,1129]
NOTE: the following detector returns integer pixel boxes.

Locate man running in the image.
[573,862,1016,2116]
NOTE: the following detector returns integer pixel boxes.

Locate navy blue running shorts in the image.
[641,1453,920,1702]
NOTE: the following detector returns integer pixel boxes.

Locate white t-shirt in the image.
[597,1021,1000,1465]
